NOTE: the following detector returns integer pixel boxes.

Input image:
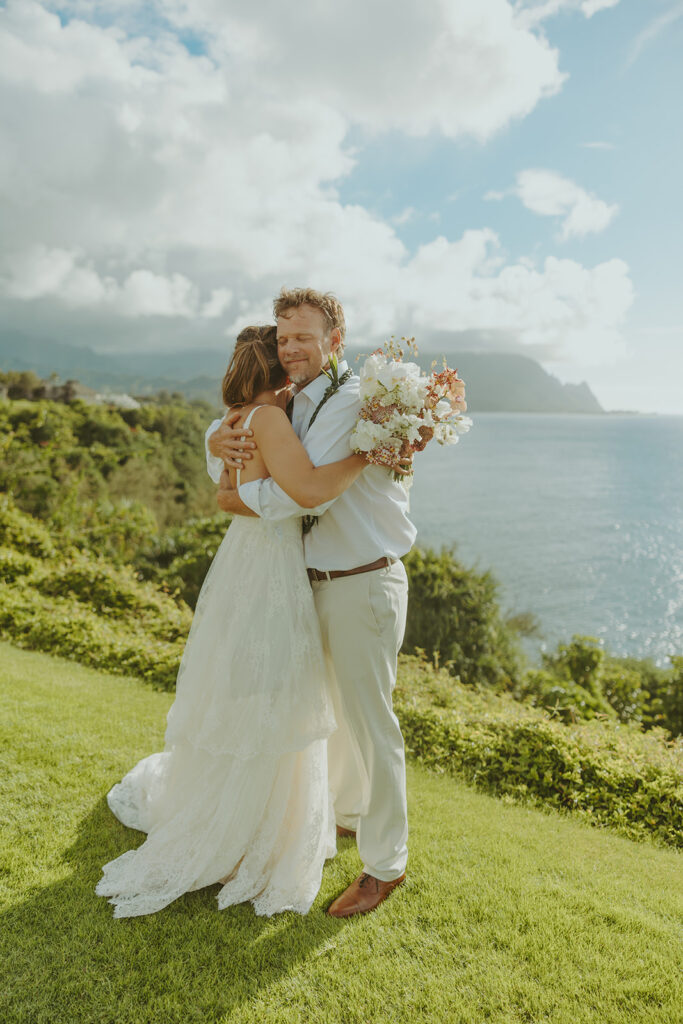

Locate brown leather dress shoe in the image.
[326,871,406,918]
[336,824,356,839]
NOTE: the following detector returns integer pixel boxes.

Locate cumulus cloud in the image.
[153,0,567,142]
[580,0,620,15]
[0,243,233,317]
[486,169,619,240]
[515,0,620,27]
[0,0,632,370]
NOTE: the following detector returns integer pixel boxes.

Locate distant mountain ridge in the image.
[0,332,604,413]
[411,351,603,414]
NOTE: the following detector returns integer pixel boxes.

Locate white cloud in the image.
[0,0,633,371]
[0,244,208,317]
[153,0,567,142]
[393,234,633,365]
[201,287,233,319]
[514,0,620,28]
[580,0,620,16]
[391,208,416,226]
[624,2,683,70]
[580,140,616,150]
[487,169,619,240]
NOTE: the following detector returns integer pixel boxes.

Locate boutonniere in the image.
[307,353,352,430]
[323,351,341,387]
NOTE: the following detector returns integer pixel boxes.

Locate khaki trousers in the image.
[311,559,409,882]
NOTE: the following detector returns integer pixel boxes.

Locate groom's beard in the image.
[286,368,327,388]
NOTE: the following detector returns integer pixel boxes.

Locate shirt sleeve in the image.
[237,388,360,522]
[237,478,337,520]
[205,417,225,484]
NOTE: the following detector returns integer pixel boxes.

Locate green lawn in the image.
[1,641,681,1024]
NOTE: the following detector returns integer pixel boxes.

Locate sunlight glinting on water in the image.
[408,413,683,668]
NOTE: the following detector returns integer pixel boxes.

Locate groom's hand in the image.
[217,468,258,517]
[209,410,256,469]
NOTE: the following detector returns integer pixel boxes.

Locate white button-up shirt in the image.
[204,359,417,571]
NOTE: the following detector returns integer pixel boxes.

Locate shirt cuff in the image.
[205,418,224,484]
[238,479,263,516]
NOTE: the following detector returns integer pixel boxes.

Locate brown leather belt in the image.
[307,556,392,583]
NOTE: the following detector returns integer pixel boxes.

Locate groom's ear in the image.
[329,327,342,355]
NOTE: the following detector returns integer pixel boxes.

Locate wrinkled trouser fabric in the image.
[312,559,409,882]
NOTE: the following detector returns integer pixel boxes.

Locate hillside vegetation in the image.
[1,393,681,851]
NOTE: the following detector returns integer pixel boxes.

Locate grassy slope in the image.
[1,642,681,1024]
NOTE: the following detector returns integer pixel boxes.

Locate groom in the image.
[207,288,462,917]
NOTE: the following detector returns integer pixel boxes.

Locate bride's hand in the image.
[449,380,467,412]
[209,410,256,469]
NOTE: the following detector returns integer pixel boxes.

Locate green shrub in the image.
[649,656,683,738]
[0,582,184,690]
[402,545,524,689]
[395,655,683,849]
[0,494,56,559]
[600,659,653,727]
[542,635,606,700]
[0,397,221,530]
[0,546,38,583]
[31,554,190,620]
[517,666,616,724]
[49,497,159,565]
[523,636,682,739]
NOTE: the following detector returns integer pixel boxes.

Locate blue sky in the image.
[0,0,681,412]
[339,2,683,411]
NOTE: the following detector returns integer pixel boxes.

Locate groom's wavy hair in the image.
[221,325,286,407]
[273,287,346,355]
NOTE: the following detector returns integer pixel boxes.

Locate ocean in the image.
[407,413,683,669]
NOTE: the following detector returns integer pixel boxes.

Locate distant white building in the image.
[93,392,141,410]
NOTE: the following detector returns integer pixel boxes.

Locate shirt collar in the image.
[293,358,349,405]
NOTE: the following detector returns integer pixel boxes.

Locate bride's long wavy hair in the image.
[221,325,286,407]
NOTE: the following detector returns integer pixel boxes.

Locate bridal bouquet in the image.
[350,339,472,480]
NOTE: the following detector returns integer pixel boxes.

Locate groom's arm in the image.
[216,469,257,517]
[238,389,360,521]
[205,418,226,484]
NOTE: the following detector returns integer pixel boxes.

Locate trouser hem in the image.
[361,862,407,883]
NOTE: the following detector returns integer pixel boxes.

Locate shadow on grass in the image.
[2,795,357,1023]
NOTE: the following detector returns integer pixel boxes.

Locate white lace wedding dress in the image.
[96,408,338,918]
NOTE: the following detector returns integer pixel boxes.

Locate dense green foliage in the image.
[0,396,220,530]
[395,655,682,849]
[515,634,683,737]
[0,495,191,689]
[402,545,527,688]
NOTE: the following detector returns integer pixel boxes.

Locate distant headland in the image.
[0,331,612,414]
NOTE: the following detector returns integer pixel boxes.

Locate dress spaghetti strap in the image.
[236,404,265,489]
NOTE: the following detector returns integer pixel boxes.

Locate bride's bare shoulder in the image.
[250,405,289,432]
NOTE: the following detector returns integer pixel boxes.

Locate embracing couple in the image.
[96,286,465,920]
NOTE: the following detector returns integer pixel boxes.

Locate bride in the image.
[95,325,367,918]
